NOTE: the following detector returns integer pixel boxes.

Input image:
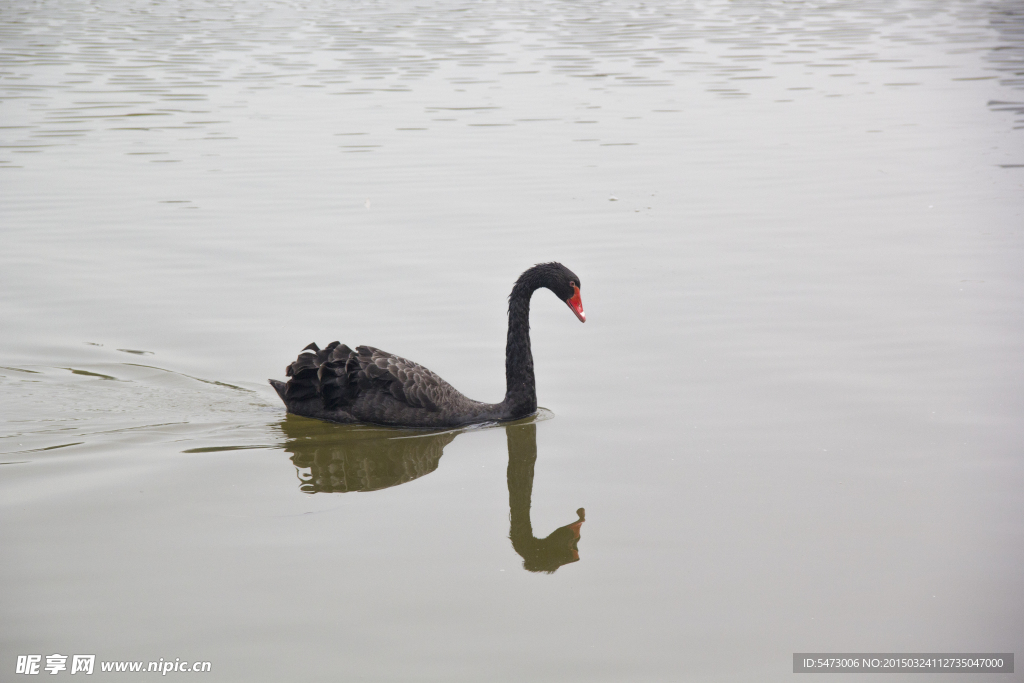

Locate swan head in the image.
[551,263,585,323]
[519,262,585,323]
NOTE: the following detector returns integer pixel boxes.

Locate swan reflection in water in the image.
[276,415,584,573]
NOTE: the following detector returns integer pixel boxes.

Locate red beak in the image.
[566,285,586,322]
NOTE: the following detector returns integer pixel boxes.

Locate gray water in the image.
[2,0,1023,680]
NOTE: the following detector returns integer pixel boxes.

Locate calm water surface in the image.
[2,0,1023,680]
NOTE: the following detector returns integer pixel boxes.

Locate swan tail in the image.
[269,379,288,403]
[279,341,354,407]
[282,344,323,401]
[319,344,360,409]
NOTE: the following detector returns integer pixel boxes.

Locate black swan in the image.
[269,262,585,428]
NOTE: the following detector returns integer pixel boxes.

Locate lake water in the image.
[2,0,1022,680]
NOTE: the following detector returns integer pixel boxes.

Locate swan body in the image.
[269,262,585,428]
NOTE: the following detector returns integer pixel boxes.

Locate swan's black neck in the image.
[503,274,539,415]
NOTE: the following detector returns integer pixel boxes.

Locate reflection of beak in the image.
[569,507,585,541]
[569,508,585,559]
[566,285,586,322]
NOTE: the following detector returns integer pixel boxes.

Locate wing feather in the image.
[355,345,455,412]
[283,342,463,414]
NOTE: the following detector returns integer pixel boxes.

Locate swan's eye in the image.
[569,281,575,288]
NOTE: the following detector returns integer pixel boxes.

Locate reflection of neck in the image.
[506,423,538,551]
[505,423,584,574]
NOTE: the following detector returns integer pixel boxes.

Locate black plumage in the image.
[269,262,585,428]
